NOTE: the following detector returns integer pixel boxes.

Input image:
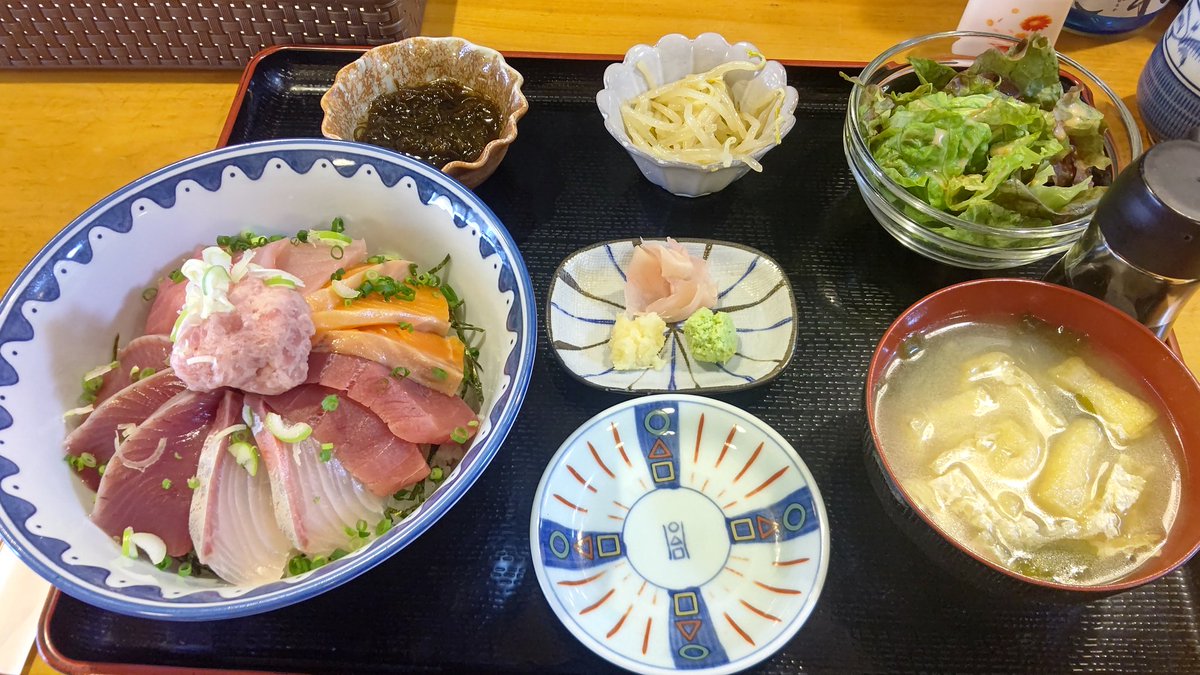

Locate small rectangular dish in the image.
[547,238,796,394]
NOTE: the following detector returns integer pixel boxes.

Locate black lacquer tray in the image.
[38,47,1200,674]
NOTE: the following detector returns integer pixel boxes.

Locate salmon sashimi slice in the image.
[312,288,451,335]
[306,260,411,310]
[65,370,188,490]
[246,396,385,556]
[93,334,173,405]
[314,325,465,397]
[306,352,477,445]
[190,391,292,585]
[90,389,224,557]
[264,384,430,497]
[306,260,451,335]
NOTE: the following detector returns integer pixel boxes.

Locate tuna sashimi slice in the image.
[246,396,385,556]
[90,389,223,557]
[190,391,291,585]
[65,370,188,491]
[264,384,430,496]
[314,325,464,397]
[93,335,173,405]
[144,277,187,335]
[306,352,476,445]
[255,238,368,292]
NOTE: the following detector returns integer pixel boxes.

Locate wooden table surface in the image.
[2,1,1192,672]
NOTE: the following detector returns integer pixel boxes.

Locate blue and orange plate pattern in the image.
[546,239,797,394]
[530,395,829,674]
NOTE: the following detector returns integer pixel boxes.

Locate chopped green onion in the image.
[121,527,136,558]
[264,412,312,443]
[178,561,193,577]
[319,443,334,463]
[98,463,107,476]
[169,268,185,283]
[331,245,345,260]
[449,427,469,444]
[187,477,200,489]
[287,555,311,576]
[331,267,346,281]
[155,557,172,570]
[65,452,98,472]
[295,229,309,243]
[130,531,167,565]
[228,441,260,476]
[330,217,345,233]
[356,519,369,536]
[142,287,158,302]
[330,548,349,561]
[331,278,358,300]
[430,466,445,482]
[391,366,410,380]
[161,478,172,490]
[397,321,413,332]
[264,276,297,289]
[366,254,396,264]
[321,394,339,412]
[137,367,157,381]
[432,367,448,381]
[467,419,479,428]
[376,518,393,536]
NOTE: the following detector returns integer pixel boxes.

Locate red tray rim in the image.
[214,43,869,148]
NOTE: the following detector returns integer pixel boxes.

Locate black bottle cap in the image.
[1096,133,1200,280]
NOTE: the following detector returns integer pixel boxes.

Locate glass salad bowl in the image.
[843,31,1142,270]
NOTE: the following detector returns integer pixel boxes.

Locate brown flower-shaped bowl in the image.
[320,37,528,189]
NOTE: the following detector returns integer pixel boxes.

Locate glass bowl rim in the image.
[844,30,1143,240]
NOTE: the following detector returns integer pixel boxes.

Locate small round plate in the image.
[530,395,829,674]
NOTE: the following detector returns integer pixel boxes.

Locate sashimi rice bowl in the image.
[0,140,535,619]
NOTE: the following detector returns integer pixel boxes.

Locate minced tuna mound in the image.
[171,278,315,395]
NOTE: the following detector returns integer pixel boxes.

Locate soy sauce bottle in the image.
[1045,130,1200,339]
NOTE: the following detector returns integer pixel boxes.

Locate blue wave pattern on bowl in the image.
[530,395,829,674]
[0,140,536,619]
[1138,0,1200,141]
[547,239,797,394]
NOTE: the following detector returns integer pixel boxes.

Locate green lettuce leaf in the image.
[1053,87,1112,173]
[910,57,958,90]
[966,34,1064,111]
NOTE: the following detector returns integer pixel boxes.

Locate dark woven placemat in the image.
[42,51,1200,673]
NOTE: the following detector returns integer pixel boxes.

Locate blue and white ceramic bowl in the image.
[531,395,829,675]
[547,239,797,394]
[0,139,536,619]
[1138,0,1200,141]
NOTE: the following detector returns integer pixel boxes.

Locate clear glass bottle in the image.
[1045,133,1200,338]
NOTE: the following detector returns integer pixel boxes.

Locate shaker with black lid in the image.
[1045,129,1200,339]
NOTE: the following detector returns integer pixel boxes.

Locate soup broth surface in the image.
[874,318,1181,586]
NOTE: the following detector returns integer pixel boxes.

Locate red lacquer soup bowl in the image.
[865,278,1200,596]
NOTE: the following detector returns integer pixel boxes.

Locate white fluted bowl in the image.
[596,33,799,198]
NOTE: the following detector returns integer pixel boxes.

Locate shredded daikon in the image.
[620,55,786,171]
[62,405,94,420]
[120,438,167,472]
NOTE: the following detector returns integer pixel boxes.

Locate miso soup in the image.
[873,318,1181,586]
